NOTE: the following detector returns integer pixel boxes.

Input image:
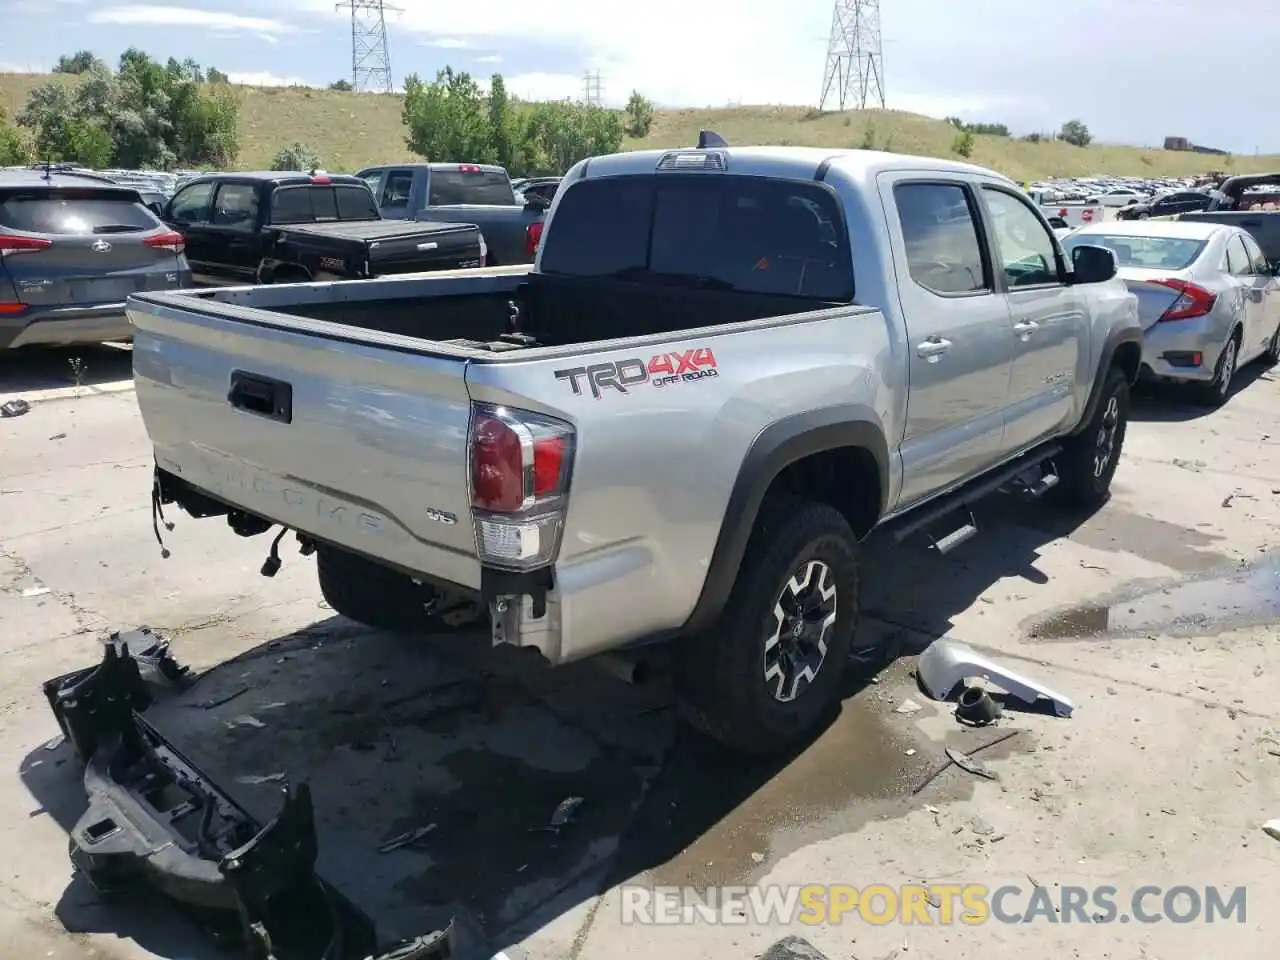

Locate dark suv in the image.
[0,170,191,349]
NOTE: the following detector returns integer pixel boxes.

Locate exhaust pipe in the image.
[593,650,652,686]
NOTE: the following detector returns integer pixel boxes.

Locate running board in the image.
[888,443,1063,548]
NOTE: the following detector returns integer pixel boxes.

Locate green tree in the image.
[329,79,353,91]
[1059,119,1092,147]
[952,129,975,158]
[623,90,653,138]
[486,74,524,171]
[401,65,624,176]
[520,101,622,175]
[53,50,103,74]
[0,107,28,165]
[402,68,496,163]
[207,67,229,84]
[272,141,321,171]
[17,49,239,169]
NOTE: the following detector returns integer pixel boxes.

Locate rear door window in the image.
[0,190,157,234]
[539,175,854,301]
[429,168,516,206]
[894,182,990,295]
[211,183,258,230]
[1225,236,1252,275]
[1241,233,1269,274]
[379,170,414,211]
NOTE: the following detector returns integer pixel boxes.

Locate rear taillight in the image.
[525,221,543,257]
[0,302,29,315]
[144,230,185,254]
[469,403,574,570]
[0,235,52,257]
[458,164,482,174]
[1152,278,1216,322]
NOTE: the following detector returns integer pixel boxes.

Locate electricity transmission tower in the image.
[582,71,603,107]
[820,0,885,111]
[335,0,399,93]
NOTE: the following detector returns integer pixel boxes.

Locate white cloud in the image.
[291,0,830,107]
[227,71,308,87]
[90,5,295,39]
[422,38,468,49]
[474,55,503,64]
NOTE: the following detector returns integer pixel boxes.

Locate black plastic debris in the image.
[1,398,31,418]
[42,642,456,960]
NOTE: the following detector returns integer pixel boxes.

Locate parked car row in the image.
[0,161,560,350]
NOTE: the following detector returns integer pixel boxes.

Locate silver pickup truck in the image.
[130,138,1142,754]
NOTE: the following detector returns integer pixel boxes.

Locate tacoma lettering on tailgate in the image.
[554,348,718,399]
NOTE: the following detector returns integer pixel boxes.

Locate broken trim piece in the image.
[43,642,455,960]
[917,639,1075,718]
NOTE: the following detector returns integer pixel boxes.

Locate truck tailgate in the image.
[130,296,484,589]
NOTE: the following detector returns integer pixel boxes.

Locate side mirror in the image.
[1271,261,1280,277]
[148,201,167,219]
[1070,244,1117,284]
[524,193,550,211]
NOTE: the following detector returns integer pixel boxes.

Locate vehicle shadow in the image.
[1129,358,1276,423]
[0,344,133,396]
[17,493,1103,960]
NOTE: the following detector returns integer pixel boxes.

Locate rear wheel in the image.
[1193,331,1239,407]
[675,496,859,755]
[316,545,441,632]
[1052,365,1130,511]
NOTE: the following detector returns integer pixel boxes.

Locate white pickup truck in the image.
[129,138,1141,754]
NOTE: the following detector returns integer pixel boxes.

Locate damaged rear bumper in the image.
[44,639,454,960]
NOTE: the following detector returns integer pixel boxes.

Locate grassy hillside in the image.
[3,71,1276,180]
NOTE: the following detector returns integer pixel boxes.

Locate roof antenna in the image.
[697,130,728,149]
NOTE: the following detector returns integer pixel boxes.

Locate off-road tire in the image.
[1192,330,1240,408]
[316,545,440,632]
[674,496,860,756]
[1052,365,1130,511]
[1264,323,1280,367]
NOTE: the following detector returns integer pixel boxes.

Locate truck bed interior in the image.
[265,273,844,349]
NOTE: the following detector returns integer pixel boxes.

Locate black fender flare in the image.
[1070,326,1143,436]
[680,407,890,636]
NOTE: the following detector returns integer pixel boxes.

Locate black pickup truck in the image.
[160,171,485,286]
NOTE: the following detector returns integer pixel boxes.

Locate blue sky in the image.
[0,0,1273,154]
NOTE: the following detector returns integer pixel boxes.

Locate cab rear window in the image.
[0,190,156,234]
[538,174,854,301]
[270,184,379,224]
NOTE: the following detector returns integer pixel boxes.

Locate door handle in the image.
[1013,319,1039,339]
[916,337,952,362]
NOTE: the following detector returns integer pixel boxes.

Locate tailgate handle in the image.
[228,371,293,424]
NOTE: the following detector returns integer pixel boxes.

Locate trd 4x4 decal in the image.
[554,348,719,399]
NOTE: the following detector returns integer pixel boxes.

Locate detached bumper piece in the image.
[44,641,455,960]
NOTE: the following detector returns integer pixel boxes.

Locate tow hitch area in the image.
[43,639,456,960]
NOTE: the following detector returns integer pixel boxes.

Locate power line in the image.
[335,0,399,93]
[820,0,886,111]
